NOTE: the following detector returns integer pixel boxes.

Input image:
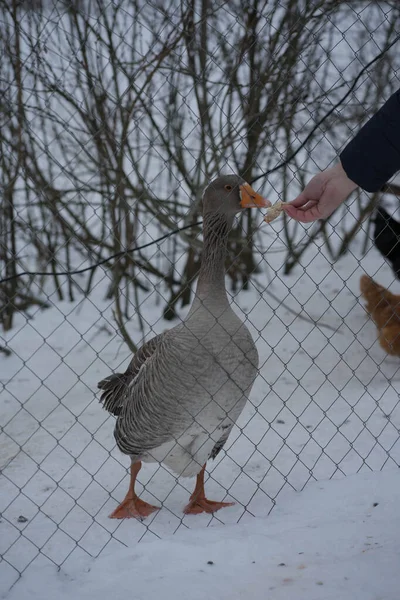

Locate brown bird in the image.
[359,275,400,357]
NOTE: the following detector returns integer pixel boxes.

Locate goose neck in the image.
[195,211,233,301]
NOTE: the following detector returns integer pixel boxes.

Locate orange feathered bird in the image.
[360,275,400,356]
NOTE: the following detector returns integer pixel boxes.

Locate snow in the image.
[3,469,400,600]
[2,227,400,597]
[2,3,400,597]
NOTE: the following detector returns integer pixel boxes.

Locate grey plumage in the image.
[98,175,264,479]
[98,334,162,416]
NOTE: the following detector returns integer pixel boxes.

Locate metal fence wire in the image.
[1,0,400,591]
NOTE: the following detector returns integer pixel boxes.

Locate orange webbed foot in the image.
[183,497,234,515]
[109,496,160,519]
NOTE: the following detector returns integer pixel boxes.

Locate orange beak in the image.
[239,182,271,209]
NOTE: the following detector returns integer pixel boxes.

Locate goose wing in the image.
[97,333,164,416]
[210,425,233,460]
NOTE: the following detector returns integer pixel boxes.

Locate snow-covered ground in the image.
[4,469,400,600]
[1,213,400,597]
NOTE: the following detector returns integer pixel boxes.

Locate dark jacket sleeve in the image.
[340,88,400,192]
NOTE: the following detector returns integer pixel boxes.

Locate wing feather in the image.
[97,333,163,416]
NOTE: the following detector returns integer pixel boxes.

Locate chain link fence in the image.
[1,0,400,592]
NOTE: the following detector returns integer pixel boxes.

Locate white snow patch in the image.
[3,469,400,600]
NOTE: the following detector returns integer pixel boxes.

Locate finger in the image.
[284,204,323,223]
[287,192,313,208]
[297,201,318,212]
[283,200,318,213]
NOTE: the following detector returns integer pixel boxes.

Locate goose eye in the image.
[225,185,233,191]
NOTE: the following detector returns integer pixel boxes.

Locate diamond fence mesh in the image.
[1,0,400,591]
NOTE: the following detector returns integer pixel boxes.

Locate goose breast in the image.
[137,313,259,476]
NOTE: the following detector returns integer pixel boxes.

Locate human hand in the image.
[283,162,358,223]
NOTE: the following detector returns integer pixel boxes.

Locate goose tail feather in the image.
[98,373,128,416]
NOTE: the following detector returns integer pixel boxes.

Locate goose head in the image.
[202,175,271,217]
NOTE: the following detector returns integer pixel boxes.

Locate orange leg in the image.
[183,464,234,515]
[109,461,160,519]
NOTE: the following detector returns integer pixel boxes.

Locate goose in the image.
[98,175,270,518]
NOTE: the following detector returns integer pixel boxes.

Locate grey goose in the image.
[98,175,270,517]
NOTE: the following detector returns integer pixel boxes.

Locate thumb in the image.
[284,202,323,223]
[286,191,313,208]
